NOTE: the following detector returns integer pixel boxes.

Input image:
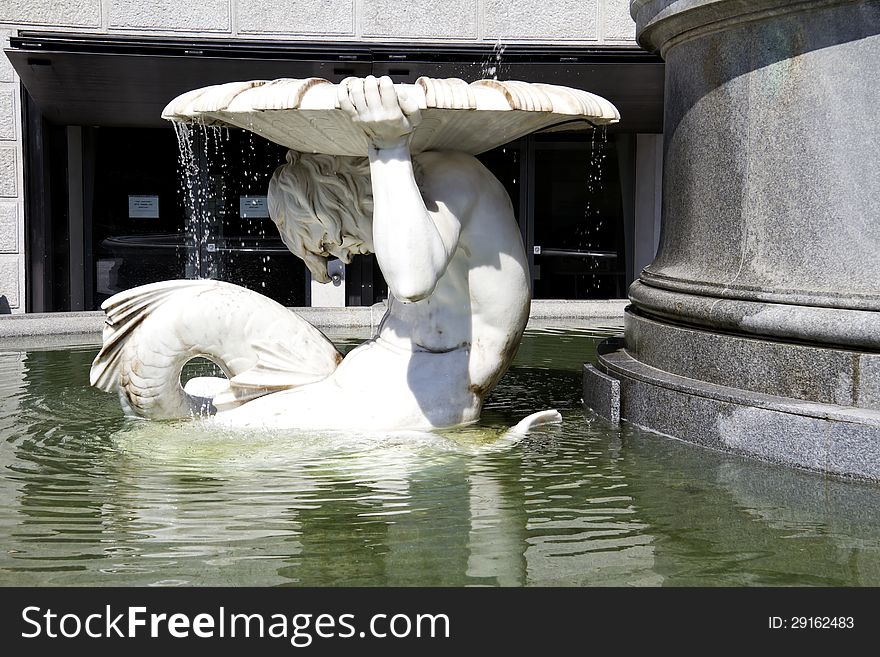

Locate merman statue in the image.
[90,75,618,433]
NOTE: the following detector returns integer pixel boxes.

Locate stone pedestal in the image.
[589,0,880,479]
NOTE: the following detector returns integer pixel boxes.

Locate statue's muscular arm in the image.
[338,75,463,302]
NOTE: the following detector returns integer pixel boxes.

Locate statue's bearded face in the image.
[299,219,374,282]
[324,232,373,265]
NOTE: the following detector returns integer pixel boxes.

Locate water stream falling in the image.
[241,130,273,289]
[174,121,284,293]
[173,121,208,279]
[582,126,608,292]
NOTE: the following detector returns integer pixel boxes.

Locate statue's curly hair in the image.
[268,151,374,280]
[269,150,425,281]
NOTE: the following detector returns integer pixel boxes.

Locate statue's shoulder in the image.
[413,151,511,227]
[414,150,479,168]
[413,151,491,194]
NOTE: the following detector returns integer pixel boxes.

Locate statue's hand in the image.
[338,75,422,150]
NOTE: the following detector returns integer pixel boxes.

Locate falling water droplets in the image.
[174,121,235,281]
[170,120,308,303]
[581,126,610,292]
[174,121,203,278]
[481,38,507,80]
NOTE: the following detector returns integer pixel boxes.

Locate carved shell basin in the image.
[161,77,620,156]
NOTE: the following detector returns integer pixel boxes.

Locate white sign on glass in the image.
[128,195,160,219]
[240,196,269,218]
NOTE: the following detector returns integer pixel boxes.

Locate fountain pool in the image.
[3,323,880,587]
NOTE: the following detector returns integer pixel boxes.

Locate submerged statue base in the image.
[91,76,618,434]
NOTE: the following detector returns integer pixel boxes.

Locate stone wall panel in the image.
[0,1,102,28]
[484,0,598,41]
[0,199,17,253]
[237,0,356,36]
[0,88,15,141]
[603,0,637,40]
[0,146,17,197]
[0,254,20,308]
[109,0,231,32]
[361,0,477,39]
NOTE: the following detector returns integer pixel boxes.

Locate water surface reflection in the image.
[2,326,880,586]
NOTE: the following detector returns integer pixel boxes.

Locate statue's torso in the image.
[349,164,531,396]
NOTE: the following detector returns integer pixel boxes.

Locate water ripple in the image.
[3,328,880,586]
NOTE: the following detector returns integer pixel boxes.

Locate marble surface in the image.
[582,364,620,424]
[625,308,880,410]
[601,0,880,479]
[634,0,880,315]
[162,76,619,156]
[599,344,880,480]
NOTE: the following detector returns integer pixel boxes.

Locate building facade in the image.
[0,1,663,313]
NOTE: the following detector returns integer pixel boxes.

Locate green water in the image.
[2,324,880,586]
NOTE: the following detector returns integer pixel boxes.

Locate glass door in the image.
[89,126,307,309]
[531,131,626,299]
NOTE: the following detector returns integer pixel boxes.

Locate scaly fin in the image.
[90,280,212,392]
[229,340,340,389]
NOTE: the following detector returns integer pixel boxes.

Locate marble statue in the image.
[90,75,618,433]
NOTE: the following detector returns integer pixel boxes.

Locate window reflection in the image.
[533,131,626,299]
[90,127,306,309]
[87,126,628,309]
